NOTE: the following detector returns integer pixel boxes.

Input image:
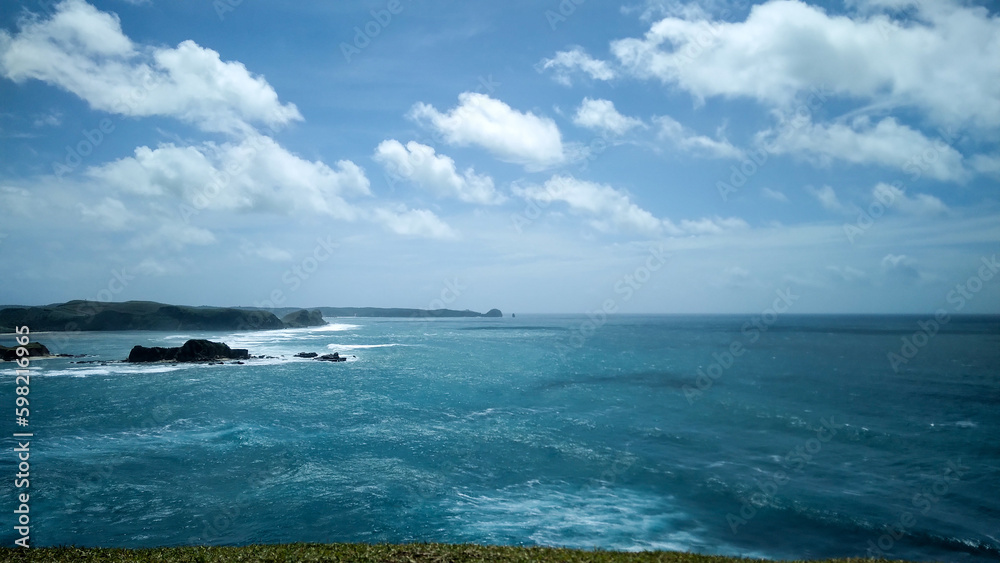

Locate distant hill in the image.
[0,301,503,333]
[0,301,284,332]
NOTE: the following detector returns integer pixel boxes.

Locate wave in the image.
[325,343,403,351]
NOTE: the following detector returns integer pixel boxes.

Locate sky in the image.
[0,0,998,314]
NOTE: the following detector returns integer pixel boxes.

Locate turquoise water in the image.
[2,315,999,561]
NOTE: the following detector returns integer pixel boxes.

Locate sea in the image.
[1,314,998,561]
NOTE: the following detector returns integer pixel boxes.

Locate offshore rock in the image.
[127,339,250,363]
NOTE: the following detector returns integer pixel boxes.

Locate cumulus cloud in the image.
[410,93,565,170]
[656,115,743,159]
[608,0,1000,129]
[760,115,967,182]
[371,207,457,240]
[806,185,845,212]
[78,197,133,230]
[664,216,749,236]
[970,154,1000,177]
[762,187,789,202]
[537,46,616,86]
[881,253,922,283]
[133,221,217,251]
[88,133,370,218]
[872,182,948,216]
[573,98,644,137]
[373,140,504,205]
[512,174,748,237]
[0,0,301,134]
[513,175,662,235]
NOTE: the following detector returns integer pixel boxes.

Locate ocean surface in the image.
[2,315,998,561]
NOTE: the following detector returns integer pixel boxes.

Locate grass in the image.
[0,543,912,563]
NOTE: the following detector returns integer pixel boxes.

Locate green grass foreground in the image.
[0,543,914,563]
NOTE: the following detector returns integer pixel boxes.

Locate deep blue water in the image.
[2,315,999,561]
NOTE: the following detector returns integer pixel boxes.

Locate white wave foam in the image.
[325,343,401,351]
[312,323,361,332]
[445,483,706,552]
[36,364,183,378]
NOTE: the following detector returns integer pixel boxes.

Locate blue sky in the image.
[1,0,998,314]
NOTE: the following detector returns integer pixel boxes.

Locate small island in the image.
[127,339,250,363]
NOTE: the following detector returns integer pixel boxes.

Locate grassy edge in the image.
[0,543,914,562]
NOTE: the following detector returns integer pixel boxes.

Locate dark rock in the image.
[127,345,177,363]
[317,352,346,362]
[295,352,319,358]
[127,339,250,363]
[281,309,327,328]
[482,309,503,318]
[0,342,51,361]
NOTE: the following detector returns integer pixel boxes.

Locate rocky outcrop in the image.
[482,309,503,318]
[281,309,327,328]
[295,352,318,358]
[0,342,50,361]
[317,353,346,362]
[127,339,250,363]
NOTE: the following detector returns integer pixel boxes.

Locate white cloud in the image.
[656,115,743,159]
[33,111,62,127]
[133,221,216,251]
[537,46,616,86]
[409,93,565,170]
[239,240,293,262]
[872,182,948,216]
[572,98,644,137]
[513,175,662,235]
[760,115,967,182]
[88,134,370,218]
[0,0,301,134]
[664,216,749,236]
[881,253,922,283]
[372,207,457,240]
[970,154,1000,177]
[827,265,868,283]
[762,187,789,202]
[608,0,1000,129]
[0,186,33,216]
[806,185,844,212]
[513,175,749,237]
[135,258,177,277]
[373,140,504,205]
[78,197,133,230]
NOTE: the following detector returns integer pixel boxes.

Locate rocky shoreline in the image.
[2,338,355,365]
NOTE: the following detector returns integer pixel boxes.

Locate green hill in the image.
[0,300,284,332]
